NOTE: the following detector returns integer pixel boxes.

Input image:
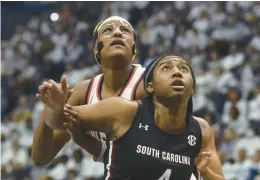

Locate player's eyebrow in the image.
[159,61,172,67]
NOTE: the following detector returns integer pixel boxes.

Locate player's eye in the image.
[121,27,131,33]
[103,27,113,33]
[162,66,171,71]
[180,66,189,72]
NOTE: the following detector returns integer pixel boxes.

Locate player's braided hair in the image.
[143,54,196,114]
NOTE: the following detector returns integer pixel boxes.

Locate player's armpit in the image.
[195,117,225,180]
[70,97,138,135]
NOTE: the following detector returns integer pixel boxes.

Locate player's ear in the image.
[146,82,154,94]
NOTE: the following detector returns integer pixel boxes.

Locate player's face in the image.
[148,56,194,99]
[97,18,134,64]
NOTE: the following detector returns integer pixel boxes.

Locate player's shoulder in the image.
[192,116,210,130]
[192,116,212,142]
[68,79,92,105]
[73,79,92,92]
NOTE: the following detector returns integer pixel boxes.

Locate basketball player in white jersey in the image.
[32,16,146,165]
[32,16,210,179]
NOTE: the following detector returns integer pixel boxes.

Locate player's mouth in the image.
[171,79,185,90]
[110,39,125,47]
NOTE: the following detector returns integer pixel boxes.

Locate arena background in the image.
[1,1,260,180]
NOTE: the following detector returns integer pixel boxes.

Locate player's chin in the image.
[109,51,130,61]
[168,89,186,97]
[110,47,127,55]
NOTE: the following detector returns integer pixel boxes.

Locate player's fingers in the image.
[66,128,73,137]
[64,106,78,117]
[66,114,78,124]
[48,79,60,90]
[36,92,48,102]
[64,113,70,124]
[64,112,76,123]
[60,75,68,93]
[197,157,211,171]
[66,89,74,102]
[38,85,46,93]
[36,93,42,100]
[66,116,76,129]
[201,151,212,158]
[63,122,72,134]
[65,104,74,110]
[41,95,49,103]
[43,81,53,89]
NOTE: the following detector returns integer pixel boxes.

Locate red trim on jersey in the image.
[96,75,103,101]
[131,70,144,100]
[119,66,138,96]
[108,142,115,180]
[87,77,96,104]
[136,99,142,104]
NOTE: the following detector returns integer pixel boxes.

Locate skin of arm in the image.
[194,116,225,180]
[32,80,91,165]
[67,97,138,140]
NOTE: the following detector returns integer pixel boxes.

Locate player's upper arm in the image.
[135,80,148,100]
[194,116,224,178]
[73,97,138,134]
[67,80,91,106]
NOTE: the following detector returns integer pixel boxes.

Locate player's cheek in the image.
[125,35,134,44]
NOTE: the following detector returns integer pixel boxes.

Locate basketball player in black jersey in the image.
[60,55,224,180]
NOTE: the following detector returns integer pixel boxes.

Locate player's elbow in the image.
[32,157,51,167]
[31,153,52,166]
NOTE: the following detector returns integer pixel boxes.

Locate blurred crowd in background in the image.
[1,1,260,180]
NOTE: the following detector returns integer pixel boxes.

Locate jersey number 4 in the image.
[158,169,172,180]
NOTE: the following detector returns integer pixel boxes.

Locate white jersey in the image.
[85,65,145,161]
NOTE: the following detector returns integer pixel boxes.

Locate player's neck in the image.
[101,64,132,92]
[154,97,188,133]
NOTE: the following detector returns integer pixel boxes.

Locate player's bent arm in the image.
[32,80,90,166]
[195,117,225,180]
[72,97,138,136]
[78,135,103,161]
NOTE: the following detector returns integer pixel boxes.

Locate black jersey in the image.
[103,97,202,180]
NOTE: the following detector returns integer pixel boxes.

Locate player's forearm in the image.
[202,167,225,180]
[76,135,102,161]
[44,106,65,130]
[32,107,63,165]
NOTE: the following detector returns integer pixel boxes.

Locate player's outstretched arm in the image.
[65,97,138,135]
[194,117,225,180]
[32,79,90,166]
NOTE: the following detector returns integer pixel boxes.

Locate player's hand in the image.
[36,75,69,110]
[195,150,212,172]
[63,104,85,144]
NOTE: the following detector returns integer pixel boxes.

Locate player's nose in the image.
[171,68,183,79]
[113,27,122,37]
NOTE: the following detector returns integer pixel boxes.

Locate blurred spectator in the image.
[248,149,260,180]
[225,105,248,136]
[193,10,212,34]
[221,43,245,72]
[232,148,252,180]
[222,88,247,127]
